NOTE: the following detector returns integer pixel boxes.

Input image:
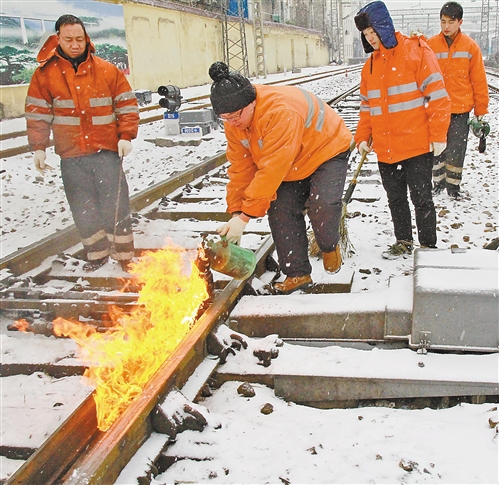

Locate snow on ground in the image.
[143,386,498,485]
[1,68,498,484]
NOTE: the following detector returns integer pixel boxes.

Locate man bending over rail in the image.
[208,61,353,294]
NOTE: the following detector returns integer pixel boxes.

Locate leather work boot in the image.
[323,245,342,274]
[273,275,312,295]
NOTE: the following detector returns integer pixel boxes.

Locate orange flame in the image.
[13,319,30,332]
[53,243,209,431]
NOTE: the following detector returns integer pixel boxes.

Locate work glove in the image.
[430,142,446,157]
[357,140,372,155]
[117,139,133,157]
[217,215,248,245]
[476,114,488,122]
[33,150,53,176]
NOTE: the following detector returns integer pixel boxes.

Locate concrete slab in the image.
[414,247,499,270]
[385,275,412,340]
[411,249,499,352]
[214,340,499,405]
[229,291,385,340]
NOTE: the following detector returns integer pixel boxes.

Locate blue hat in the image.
[354,1,397,53]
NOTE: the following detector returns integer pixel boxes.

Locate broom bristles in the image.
[308,202,355,259]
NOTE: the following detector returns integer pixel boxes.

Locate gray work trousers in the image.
[432,112,470,193]
[267,149,349,278]
[60,150,134,263]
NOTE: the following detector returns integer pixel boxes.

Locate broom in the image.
[309,140,371,259]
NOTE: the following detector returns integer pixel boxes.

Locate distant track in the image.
[0,65,363,157]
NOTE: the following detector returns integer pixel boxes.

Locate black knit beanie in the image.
[209,62,256,115]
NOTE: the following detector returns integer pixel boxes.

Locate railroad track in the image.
[486,68,499,95]
[1,77,362,483]
[2,76,498,484]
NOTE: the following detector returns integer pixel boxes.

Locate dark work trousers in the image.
[268,149,349,278]
[60,150,134,263]
[378,153,437,248]
[432,112,470,194]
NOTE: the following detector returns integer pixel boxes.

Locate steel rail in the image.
[488,83,499,94]
[5,236,275,485]
[328,83,361,106]
[0,152,227,277]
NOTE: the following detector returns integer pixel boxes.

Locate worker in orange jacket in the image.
[208,61,353,294]
[427,1,489,198]
[354,1,451,260]
[25,14,139,271]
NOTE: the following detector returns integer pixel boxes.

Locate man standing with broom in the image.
[208,61,352,294]
[354,1,451,259]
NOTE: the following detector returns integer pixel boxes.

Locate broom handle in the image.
[342,137,372,205]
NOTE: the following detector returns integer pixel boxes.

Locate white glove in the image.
[117,139,133,157]
[33,150,53,176]
[217,215,248,245]
[476,115,488,122]
[358,141,372,154]
[430,142,447,157]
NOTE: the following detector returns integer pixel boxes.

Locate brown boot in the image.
[323,245,342,274]
[273,275,312,295]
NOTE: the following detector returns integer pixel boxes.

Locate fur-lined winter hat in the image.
[209,62,256,115]
[354,1,397,53]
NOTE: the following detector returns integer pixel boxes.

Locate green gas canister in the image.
[205,237,256,280]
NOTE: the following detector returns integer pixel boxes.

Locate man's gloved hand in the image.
[117,139,133,157]
[217,215,248,245]
[358,140,372,155]
[476,114,487,122]
[430,142,447,157]
[33,150,53,176]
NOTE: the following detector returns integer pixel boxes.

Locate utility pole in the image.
[338,0,344,63]
[221,0,250,76]
[494,0,499,55]
[330,0,341,63]
[252,0,267,78]
[480,0,490,55]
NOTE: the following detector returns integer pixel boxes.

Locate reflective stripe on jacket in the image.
[25,34,139,158]
[224,84,353,217]
[355,32,451,164]
[427,30,489,116]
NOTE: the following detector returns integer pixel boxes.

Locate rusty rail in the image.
[5,236,274,485]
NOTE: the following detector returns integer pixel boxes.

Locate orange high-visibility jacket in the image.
[25,34,139,159]
[427,30,489,117]
[355,32,451,164]
[224,84,353,218]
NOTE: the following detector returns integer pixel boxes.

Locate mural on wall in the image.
[0,0,128,86]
